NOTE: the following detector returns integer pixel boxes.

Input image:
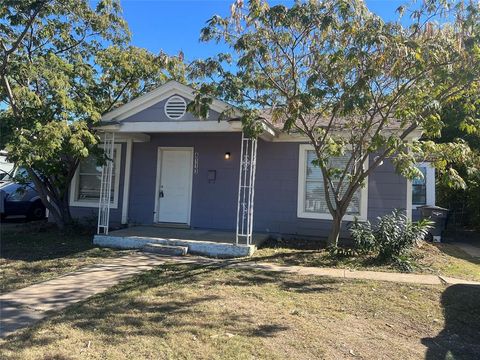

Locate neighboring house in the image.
[68,81,423,247]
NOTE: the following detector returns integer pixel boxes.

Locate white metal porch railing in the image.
[235,133,258,245]
[97,132,115,235]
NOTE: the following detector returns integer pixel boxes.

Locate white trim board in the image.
[406,179,413,220]
[413,162,436,209]
[272,129,423,142]
[121,139,133,224]
[70,143,122,209]
[116,120,243,133]
[96,131,150,143]
[297,144,368,221]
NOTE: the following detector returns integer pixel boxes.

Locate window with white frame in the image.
[297,144,368,220]
[412,166,427,205]
[70,144,121,208]
[412,162,435,207]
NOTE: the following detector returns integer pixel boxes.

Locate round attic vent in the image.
[164,95,187,120]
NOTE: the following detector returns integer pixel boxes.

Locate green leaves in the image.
[186,88,214,121]
[0,0,186,227]
[350,209,434,264]
[192,0,480,247]
[241,110,264,138]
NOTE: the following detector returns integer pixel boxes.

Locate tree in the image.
[434,89,480,229]
[189,0,480,247]
[0,0,185,228]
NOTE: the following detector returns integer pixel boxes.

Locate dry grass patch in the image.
[1,262,479,359]
[413,243,480,281]
[253,241,480,281]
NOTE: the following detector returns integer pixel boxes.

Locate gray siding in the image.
[121,95,222,123]
[253,142,407,238]
[128,133,241,229]
[367,155,408,220]
[70,134,408,239]
[254,141,338,237]
[412,208,422,221]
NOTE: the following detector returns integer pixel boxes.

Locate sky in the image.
[119,0,408,62]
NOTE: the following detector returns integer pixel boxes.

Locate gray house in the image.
[70,81,423,257]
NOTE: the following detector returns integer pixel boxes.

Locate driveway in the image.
[454,242,480,258]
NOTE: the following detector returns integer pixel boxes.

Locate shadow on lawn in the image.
[0,223,108,262]
[2,260,480,359]
[422,284,480,360]
[254,237,386,269]
[251,249,384,269]
[258,236,328,250]
[1,262,338,355]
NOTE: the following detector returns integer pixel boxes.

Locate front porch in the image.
[85,81,277,256]
[93,226,270,258]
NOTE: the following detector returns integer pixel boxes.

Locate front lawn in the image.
[0,262,478,359]
[253,240,480,282]
[0,221,131,294]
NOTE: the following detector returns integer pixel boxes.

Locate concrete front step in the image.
[142,243,188,256]
[94,234,256,258]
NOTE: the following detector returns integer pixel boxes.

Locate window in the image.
[70,144,121,208]
[298,144,368,220]
[412,162,435,208]
[412,166,427,205]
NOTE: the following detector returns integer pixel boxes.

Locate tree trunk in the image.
[38,194,73,230]
[56,195,73,229]
[25,168,73,230]
[327,212,343,248]
[46,205,62,227]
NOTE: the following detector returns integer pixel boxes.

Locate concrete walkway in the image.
[229,261,480,286]
[1,252,479,338]
[0,253,169,338]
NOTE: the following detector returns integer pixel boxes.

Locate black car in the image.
[0,181,46,220]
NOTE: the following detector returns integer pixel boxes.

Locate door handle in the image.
[159,190,164,198]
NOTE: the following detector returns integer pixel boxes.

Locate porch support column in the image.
[97,132,115,235]
[235,133,258,245]
[121,138,133,225]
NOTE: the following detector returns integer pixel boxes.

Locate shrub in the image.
[349,219,376,254]
[374,210,433,260]
[392,255,415,273]
[349,209,433,264]
[327,245,356,258]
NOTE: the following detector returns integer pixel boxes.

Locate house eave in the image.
[97,120,243,134]
[269,127,424,142]
[97,131,150,143]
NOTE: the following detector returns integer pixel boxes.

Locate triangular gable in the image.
[102,80,237,122]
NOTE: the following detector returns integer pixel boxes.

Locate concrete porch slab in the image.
[94,226,269,258]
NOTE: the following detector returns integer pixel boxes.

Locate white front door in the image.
[155,148,193,224]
